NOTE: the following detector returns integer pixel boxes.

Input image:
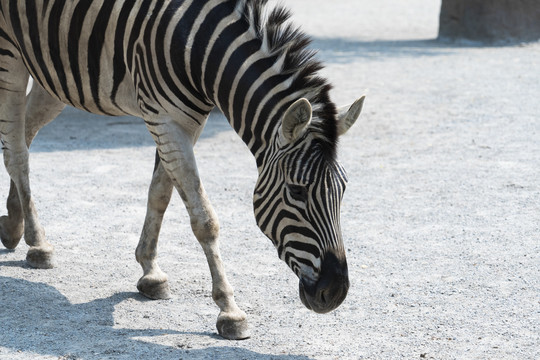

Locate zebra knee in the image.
[191,214,220,244]
[147,162,173,215]
[4,150,29,183]
[148,189,171,215]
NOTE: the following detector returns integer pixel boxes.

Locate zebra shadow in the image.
[0,276,312,360]
[30,106,231,152]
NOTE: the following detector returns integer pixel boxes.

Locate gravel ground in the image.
[1,1,539,359]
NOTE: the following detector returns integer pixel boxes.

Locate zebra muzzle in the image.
[298,252,349,313]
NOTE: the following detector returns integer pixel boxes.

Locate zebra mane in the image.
[238,0,338,158]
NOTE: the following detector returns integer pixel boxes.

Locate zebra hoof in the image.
[137,275,171,300]
[26,244,55,269]
[216,310,250,340]
[0,215,23,250]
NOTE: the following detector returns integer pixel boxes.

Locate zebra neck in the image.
[181,0,330,168]
[214,68,293,169]
[203,26,296,168]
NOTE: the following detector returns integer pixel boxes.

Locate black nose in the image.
[299,252,349,313]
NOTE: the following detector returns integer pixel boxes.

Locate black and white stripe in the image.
[253,136,349,280]
[0,0,351,306]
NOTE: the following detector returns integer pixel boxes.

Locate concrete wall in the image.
[439,0,540,42]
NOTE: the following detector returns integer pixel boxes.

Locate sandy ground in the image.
[1,1,539,359]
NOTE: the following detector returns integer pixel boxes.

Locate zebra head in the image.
[253,96,365,314]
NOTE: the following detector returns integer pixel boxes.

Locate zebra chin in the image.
[298,252,349,314]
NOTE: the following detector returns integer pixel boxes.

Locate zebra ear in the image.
[281,98,312,143]
[337,95,365,136]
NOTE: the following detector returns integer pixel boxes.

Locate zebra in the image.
[0,0,365,339]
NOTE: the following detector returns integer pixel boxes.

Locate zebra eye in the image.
[287,184,308,201]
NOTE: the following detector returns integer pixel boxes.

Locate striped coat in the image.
[0,0,365,339]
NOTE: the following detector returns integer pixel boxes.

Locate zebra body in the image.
[0,0,365,339]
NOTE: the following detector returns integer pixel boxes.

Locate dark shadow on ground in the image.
[0,276,312,359]
[313,38,448,63]
[30,107,230,152]
[311,36,526,63]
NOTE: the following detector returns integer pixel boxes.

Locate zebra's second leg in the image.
[0,82,65,253]
[136,151,174,299]
[0,76,64,268]
[148,121,249,340]
[0,180,23,249]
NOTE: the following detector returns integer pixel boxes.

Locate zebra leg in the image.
[0,180,23,249]
[1,81,65,251]
[147,121,249,340]
[0,63,54,268]
[177,157,250,340]
[135,151,174,300]
[24,80,66,145]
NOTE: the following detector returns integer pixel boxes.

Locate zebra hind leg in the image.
[1,80,65,252]
[136,153,173,299]
[0,71,65,268]
[0,74,53,268]
[0,179,24,249]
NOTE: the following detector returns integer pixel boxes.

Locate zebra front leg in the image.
[0,80,64,259]
[153,123,249,340]
[136,152,173,299]
[179,164,250,340]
